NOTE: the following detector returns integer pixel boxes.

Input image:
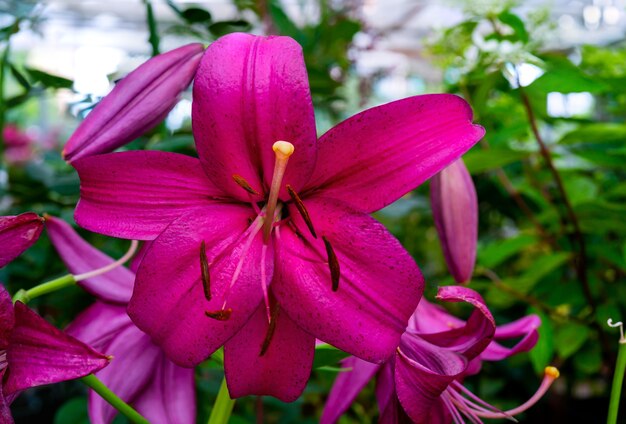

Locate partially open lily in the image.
[0,285,109,424]
[46,217,195,424]
[0,213,44,268]
[72,33,484,401]
[322,286,550,424]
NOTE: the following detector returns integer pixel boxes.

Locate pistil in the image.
[263,141,294,242]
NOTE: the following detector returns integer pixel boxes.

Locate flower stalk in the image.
[208,378,236,424]
[608,319,626,424]
[12,273,76,304]
[81,374,150,424]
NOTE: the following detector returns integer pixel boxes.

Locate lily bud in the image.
[430,158,477,284]
[63,43,205,162]
[0,213,45,268]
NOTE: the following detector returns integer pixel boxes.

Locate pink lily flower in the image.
[430,159,478,284]
[46,216,195,424]
[72,33,484,401]
[63,43,205,161]
[322,286,550,424]
[0,213,45,268]
[0,285,109,424]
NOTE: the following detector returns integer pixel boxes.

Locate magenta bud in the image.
[0,213,45,268]
[63,43,205,162]
[430,158,477,284]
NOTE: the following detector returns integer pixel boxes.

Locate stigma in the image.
[263,141,295,242]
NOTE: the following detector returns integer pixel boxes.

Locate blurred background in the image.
[1,0,625,422]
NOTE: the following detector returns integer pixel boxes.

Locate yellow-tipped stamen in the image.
[472,366,560,419]
[263,141,295,242]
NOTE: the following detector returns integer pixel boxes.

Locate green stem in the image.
[208,378,236,424]
[0,40,11,167]
[608,341,626,424]
[144,0,160,56]
[81,374,149,424]
[12,273,76,304]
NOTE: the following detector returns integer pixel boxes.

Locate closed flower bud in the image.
[430,158,477,284]
[63,43,205,162]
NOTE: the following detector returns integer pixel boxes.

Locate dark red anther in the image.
[322,236,340,291]
[286,184,317,239]
[232,174,260,195]
[200,241,211,301]
[205,308,232,321]
[260,305,280,356]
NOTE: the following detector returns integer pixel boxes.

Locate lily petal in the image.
[74,151,220,240]
[376,361,403,424]
[303,94,484,213]
[87,326,159,424]
[274,197,423,363]
[320,356,379,424]
[128,204,268,367]
[417,286,495,360]
[4,302,109,395]
[66,302,132,350]
[0,286,14,349]
[0,370,12,424]
[64,43,204,161]
[46,216,133,304]
[430,159,477,284]
[132,354,196,424]
[482,314,541,361]
[192,33,317,201]
[0,213,44,268]
[224,303,315,402]
[395,337,466,424]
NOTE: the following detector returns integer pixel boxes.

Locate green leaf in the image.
[54,397,89,424]
[573,342,602,374]
[529,309,554,374]
[208,20,252,37]
[498,11,528,43]
[181,7,212,23]
[269,1,301,39]
[313,344,350,369]
[463,147,530,174]
[559,123,626,145]
[513,252,570,293]
[478,235,539,268]
[9,63,31,90]
[527,56,610,94]
[554,322,590,359]
[25,67,73,89]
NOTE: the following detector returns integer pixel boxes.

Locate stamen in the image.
[221,216,264,310]
[200,241,211,301]
[286,184,317,238]
[74,239,139,282]
[263,141,295,242]
[322,236,340,291]
[260,305,280,356]
[233,174,260,196]
[260,244,271,323]
[472,366,559,419]
[205,308,232,321]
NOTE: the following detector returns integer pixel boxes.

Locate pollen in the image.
[544,366,560,379]
[272,140,295,159]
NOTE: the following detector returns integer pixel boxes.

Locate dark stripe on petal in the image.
[200,241,211,301]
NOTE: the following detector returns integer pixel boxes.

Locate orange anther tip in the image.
[544,366,560,379]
